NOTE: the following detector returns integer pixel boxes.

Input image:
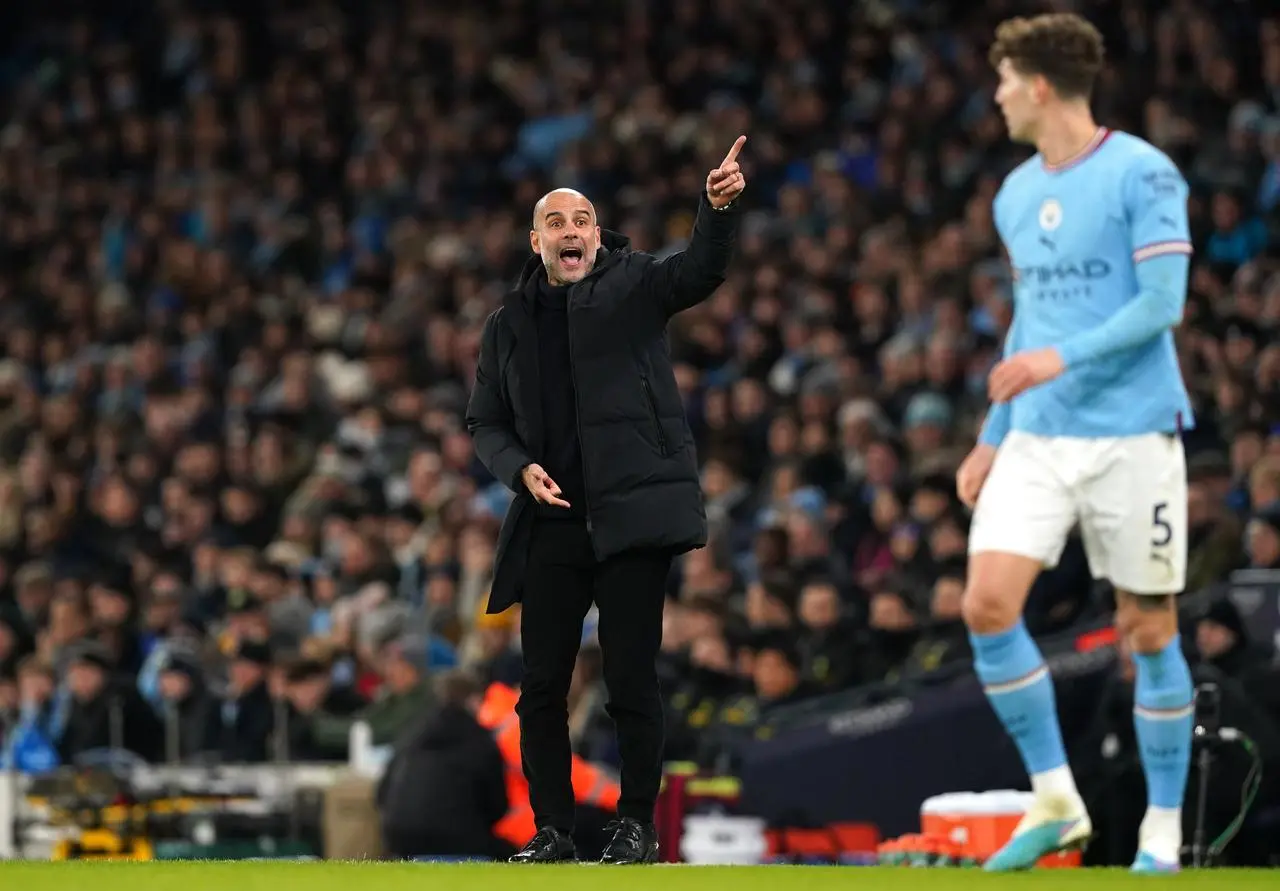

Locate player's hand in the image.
[988,347,1066,403]
[521,463,570,509]
[706,136,747,208]
[956,444,998,509]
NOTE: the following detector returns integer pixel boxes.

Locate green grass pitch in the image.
[0,861,1275,890]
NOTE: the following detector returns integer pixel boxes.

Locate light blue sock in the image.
[1133,636,1194,810]
[969,620,1068,776]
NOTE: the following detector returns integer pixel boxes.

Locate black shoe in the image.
[509,827,576,863]
[600,817,659,864]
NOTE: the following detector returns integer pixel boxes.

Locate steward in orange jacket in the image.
[477,682,620,847]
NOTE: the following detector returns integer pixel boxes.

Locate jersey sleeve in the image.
[1055,151,1191,368]
[1124,151,1192,265]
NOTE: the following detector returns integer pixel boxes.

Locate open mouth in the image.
[559,246,584,270]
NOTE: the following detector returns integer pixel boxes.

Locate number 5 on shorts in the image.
[1151,501,1172,552]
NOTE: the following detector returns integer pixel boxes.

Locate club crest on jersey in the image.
[1038,198,1063,232]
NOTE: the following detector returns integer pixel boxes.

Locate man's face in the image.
[870,591,915,631]
[68,662,105,701]
[530,190,601,285]
[1232,433,1263,477]
[90,588,130,627]
[905,421,944,454]
[386,517,415,549]
[381,652,420,691]
[995,59,1043,144]
[229,659,264,694]
[799,585,839,630]
[1196,619,1237,660]
[1248,521,1280,566]
[18,579,52,616]
[18,670,53,706]
[753,650,798,700]
[931,577,965,621]
[158,669,193,702]
[288,675,328,712]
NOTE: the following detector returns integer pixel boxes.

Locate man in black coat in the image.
[211,640,276,764]
[466,136,748,864]
[156,651,219,760]
[59,642,162,765]
[378,670,509,860]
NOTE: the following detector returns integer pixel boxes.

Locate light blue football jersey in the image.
[980,128,1195,445]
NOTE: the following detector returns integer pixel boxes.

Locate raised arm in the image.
[637,136,747,318]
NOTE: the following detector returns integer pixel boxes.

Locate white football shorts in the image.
[968,430,1187,595]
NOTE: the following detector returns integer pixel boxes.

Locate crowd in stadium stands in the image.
[0,0,1279,784]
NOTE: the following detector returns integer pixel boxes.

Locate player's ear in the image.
[1032,74,1053,104]
[530,230,540,254]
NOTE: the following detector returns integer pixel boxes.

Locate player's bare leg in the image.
[1115,590,1191,874]
[963,551,1091,871]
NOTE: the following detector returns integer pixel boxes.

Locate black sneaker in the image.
[599,817,659,864]
[509,827,576,863]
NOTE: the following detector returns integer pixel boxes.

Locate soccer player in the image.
[955,14,1195,874]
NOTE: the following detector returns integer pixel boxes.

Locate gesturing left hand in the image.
[706,135,747,208]
[988,347,1066,402]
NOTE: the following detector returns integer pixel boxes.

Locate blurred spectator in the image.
[378,670,510,860]
[1192,600,1277,696]
[1,657,65,772]
[307,632,436,750]
[858,577,922,683]
[457,602,522,688]
[1245,505,1280,569]
[1186,456,1245,590]
[893,558,971,679]
[155,650,217,761]
[211,639,274,764]
[59,642,160,764]
[281,657,366,761]
[795,577,861,689]
[728,632,820,730]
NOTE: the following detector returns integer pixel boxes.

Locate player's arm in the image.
[978,310,1022,448]
[978,181,1017,449]
[1055,154,1192,367]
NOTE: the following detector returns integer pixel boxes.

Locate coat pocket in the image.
[641,377,669,457]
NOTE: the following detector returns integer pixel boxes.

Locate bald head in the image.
[530,188,601,285]
[532,188,596,230]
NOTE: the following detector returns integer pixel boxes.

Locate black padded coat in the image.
[466,193,742,612]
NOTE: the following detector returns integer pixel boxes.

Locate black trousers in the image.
[516,517,671,832]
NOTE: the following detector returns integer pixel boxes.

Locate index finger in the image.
[720,135,746,168]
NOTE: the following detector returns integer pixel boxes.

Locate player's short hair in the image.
[989,13,1105,100]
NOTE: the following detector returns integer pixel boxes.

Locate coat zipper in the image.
[565,290,595,542]
[642,377,669,456]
